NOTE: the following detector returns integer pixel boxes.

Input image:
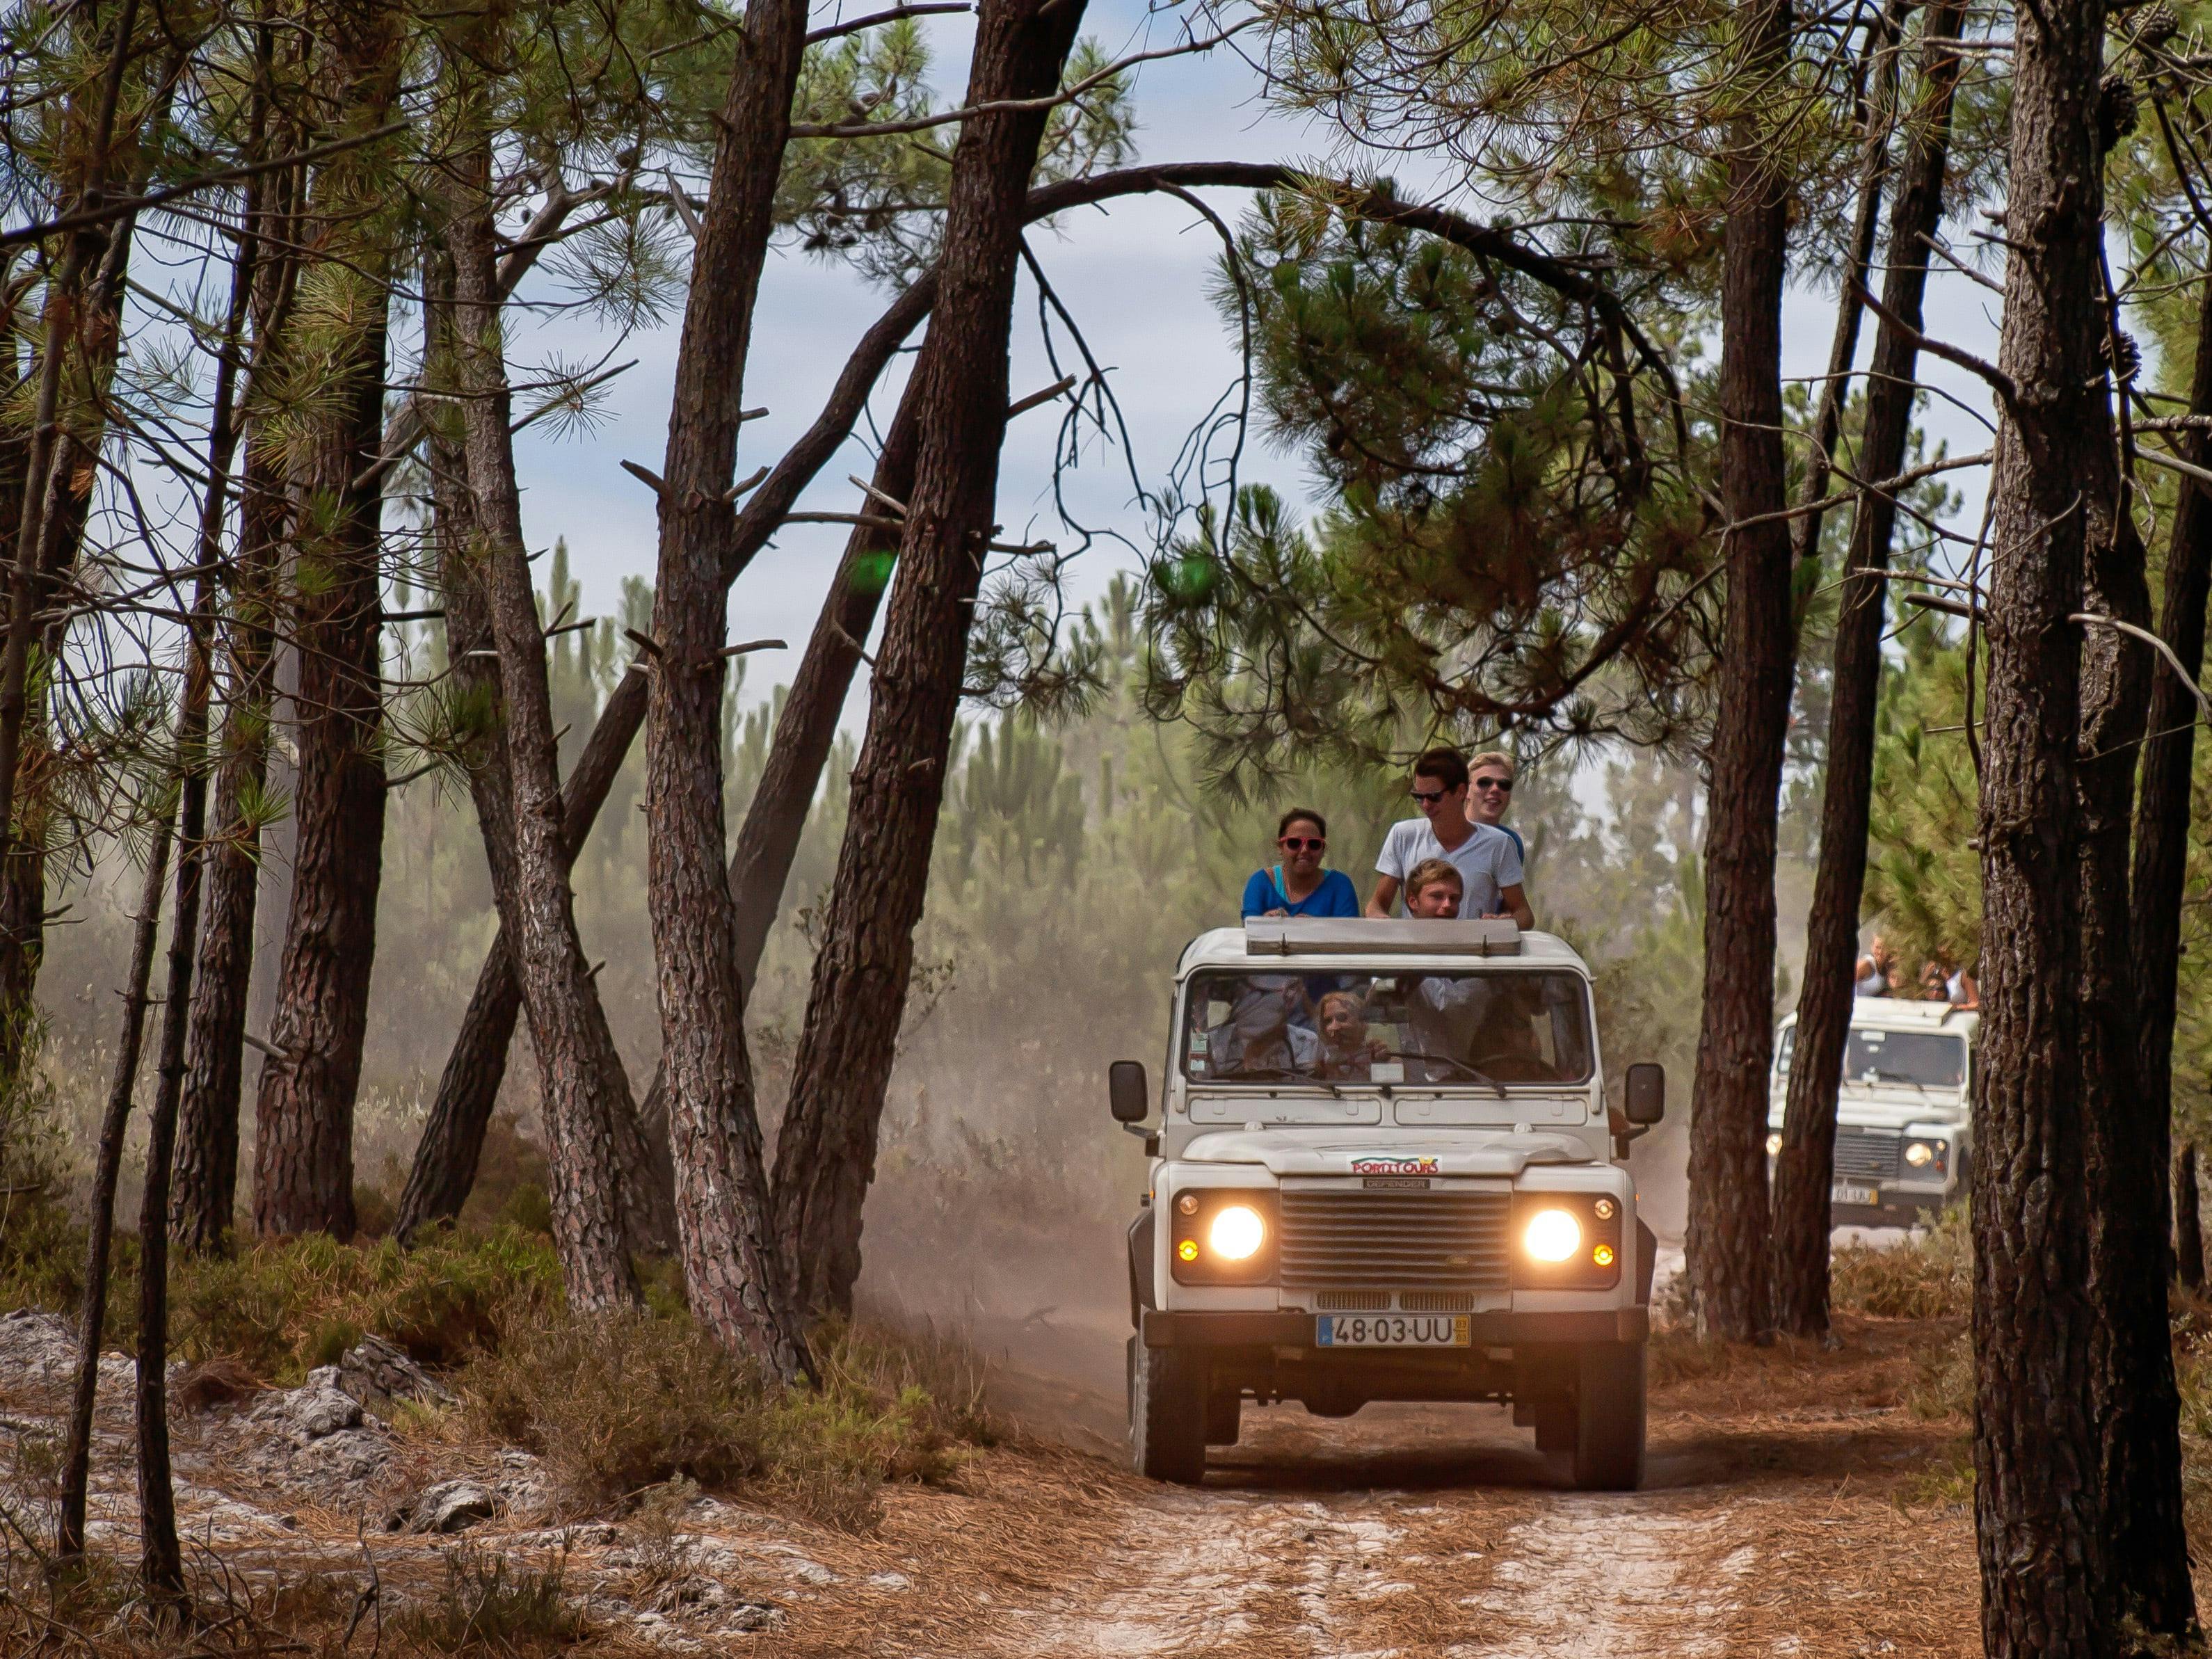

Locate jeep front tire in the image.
[1128,1336,1208,1484]
[1570,1340,1647,1491]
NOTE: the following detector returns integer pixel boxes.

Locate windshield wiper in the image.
[1379,1049,1508,1099]
[1865,1069,1938,1087]
[1206,1065,1342,1096]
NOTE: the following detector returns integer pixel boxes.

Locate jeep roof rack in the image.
[1244,917,1523,957]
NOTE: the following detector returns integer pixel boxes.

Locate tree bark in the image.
[55,814,173,1565]
[171,81,295,1258]
[1683,0,1796,1346]
[771,0,1091,1321]
[728,401,918,984]
[396,165,1294,1231]
[1770,1,1964,1339]
[1972,1,2113,1649]
[2077,236,2195,1659]
[1786,0,1906,570]
[2177,1144,2203,1292]
[250,1,403,1239]
[446,147,646,1307]
[643,0,817,1379]
[390,666,647,1242]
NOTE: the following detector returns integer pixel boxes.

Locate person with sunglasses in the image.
[1242,808,1361,918]
[1466,749,1524,861]
[1367,748,1534,927]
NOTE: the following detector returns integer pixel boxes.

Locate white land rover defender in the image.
[1112,917,1665,1490]
[1767,997,1978,1225]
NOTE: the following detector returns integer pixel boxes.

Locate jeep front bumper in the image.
[1140,1306,1649,1349]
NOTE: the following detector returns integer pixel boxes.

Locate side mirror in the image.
[1109,1060,1151,1125]
[1624,1062,1666,1126]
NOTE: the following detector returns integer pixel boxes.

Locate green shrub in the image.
[167,1225,562,1381]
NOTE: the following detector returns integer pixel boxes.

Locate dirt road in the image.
[757,1313,1981,1658]
[0,1304,1983,1657]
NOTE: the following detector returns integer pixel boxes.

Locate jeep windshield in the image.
[1777,1024,1967,1089]
[1180,969,1594,1087]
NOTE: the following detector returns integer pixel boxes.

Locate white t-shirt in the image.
[1375,819,1524,916]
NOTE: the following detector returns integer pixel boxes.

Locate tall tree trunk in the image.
[1770,1,1965,1338]
[1683,0,1796,1346]
[771,0,1092,1321]
[1972,1,2112,1650]
[55,815,173,1564]
[141,157,267,1601]
[644,0,816,1378]
[250,1,403,1238]
[446,150,646,1307]
[171,81,294,1258]
[2110,164,2212,1644]
[2077,227,2194,1659]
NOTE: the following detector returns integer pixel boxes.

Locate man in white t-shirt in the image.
[1366,748,1534,927]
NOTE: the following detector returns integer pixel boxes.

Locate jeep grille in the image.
[1832,1129,1899,1184]
[1279,1189,1512,1291]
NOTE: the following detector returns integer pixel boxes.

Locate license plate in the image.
[1315,1314,1470,1348]
[1832,1182,1880,1206]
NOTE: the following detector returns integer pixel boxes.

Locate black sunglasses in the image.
[1409,788,1450,804]
[1279,836,1325,851]
[1473,776,1514,793]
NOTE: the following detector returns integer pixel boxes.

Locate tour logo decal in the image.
[1349,1155,1439,1176]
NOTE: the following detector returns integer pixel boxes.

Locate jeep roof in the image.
[1177,920,1591,978]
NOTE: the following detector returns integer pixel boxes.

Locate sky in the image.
[495,0,2009,724]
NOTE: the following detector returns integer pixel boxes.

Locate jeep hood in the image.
[1179,1127,1592,1176]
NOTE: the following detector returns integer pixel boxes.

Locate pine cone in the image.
[2101,72,2142,151]
[2101,328,2143,383]
[2138,3,2181,48]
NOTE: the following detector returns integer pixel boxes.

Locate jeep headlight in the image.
[1523,1208,1581,1263]
[1511,1194,1623,1290]
[1767,1132,1784,1157]
[1903,1139,1946,1172]
[1209,1205,1265,1260]
[1169,1190,1278,1285]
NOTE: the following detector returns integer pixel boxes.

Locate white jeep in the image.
[1112,916,1664,1489]
[1768,996,1978,1225]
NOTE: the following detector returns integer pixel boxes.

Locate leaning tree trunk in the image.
[394,269,937,1243]
[251,4,403,1239]
[772,0,1093,1321]
[1683,0,1796,1347]
[1971,1,2115,1650]
[643,0,817,1379]
[55,815,173,1564]
[728,400,918,984]
[395,163,1276,1231]
[1771,1,1964,1339]
[445,154,646,1307]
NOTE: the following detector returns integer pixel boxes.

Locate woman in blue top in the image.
[1242,809,1361,918]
